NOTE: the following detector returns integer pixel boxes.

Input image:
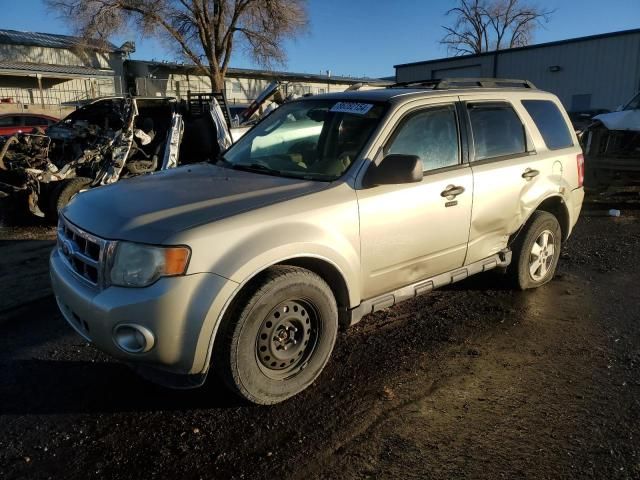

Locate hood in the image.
[593,109,640,131]
[63,163,329,243]
[240,81,283,124]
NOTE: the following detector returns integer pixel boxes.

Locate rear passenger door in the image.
[357,102,473,299]
[460,96,564,265]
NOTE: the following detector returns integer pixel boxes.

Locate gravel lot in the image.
[1,201,639,480]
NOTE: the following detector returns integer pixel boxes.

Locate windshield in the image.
[222,99,386,181]
[624,93,640,111]
[60,98,127,131]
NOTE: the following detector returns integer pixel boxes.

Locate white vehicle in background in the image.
[582,91,640,187]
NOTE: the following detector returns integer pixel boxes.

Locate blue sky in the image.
[3,0,640,78]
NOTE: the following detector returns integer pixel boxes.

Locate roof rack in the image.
[389,77,536,90]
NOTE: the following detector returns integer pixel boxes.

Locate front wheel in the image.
[47,177,92,221]
[214,266,338,405]
[509,211,562,290]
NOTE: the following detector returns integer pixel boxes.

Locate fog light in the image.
[113,324,155,353]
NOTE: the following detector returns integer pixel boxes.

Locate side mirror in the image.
[363,154,423,187]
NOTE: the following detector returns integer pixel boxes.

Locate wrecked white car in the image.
[0,95,232,219]
[582,92,640,187]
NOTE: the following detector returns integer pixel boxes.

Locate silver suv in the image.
[50,78,585,404]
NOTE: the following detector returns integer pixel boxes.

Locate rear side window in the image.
[385,105,459,172]
[468,103,526,161]
[522,100,574,150]
[23,116,48,125]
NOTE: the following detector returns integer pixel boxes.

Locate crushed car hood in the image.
[62,163,330,243]
[593,110,640,131]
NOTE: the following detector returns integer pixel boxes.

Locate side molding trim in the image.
[347,249,512,327]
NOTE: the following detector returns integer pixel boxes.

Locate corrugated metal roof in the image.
[227,66,388,84]
[0,29,118,52]
[126,59,389,84]
[0,61,116,77]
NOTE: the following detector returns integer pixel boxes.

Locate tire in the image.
[214,266,338,405]
[509,211,562,290]
[48,177,92,220]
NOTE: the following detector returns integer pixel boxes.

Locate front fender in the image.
[220,226,359,304]
[176,183,361,305]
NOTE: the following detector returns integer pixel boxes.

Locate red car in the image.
[0,113,58,136]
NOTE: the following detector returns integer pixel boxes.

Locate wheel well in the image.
[276,257,350,308]
[217,257,352,344]
[534,196,570,242]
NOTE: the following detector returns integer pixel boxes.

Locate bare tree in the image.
[441,0,552,56]
[441,0,491,56]
[46,0,308,92]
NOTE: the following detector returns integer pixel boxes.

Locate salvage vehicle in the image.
[582,92,640,187]
[50,78,584,404]
[568,109,609,134]
[0,95,231,218]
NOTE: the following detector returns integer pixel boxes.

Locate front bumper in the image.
[50,247,238,382]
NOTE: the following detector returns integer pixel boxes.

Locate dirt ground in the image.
[1,200,639,480]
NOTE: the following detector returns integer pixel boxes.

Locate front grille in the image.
[57,216,108,287]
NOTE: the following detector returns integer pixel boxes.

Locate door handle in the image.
[522,168,540,180]
[440,185,465,199]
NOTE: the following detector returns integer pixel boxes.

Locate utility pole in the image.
[326,70,331,94]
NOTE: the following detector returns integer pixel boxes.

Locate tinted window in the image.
[0,116,18,126]
[468,103,526,161]
[386,106,459,171]
[23,116,48,125]
[522,100,573,150]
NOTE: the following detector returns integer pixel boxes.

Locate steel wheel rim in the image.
[255,299,319,380]
[529,229,556,281]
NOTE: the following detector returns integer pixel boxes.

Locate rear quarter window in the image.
[522,100,574,150]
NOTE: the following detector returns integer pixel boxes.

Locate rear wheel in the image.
[509,211,562,290]
[214,266,338,405]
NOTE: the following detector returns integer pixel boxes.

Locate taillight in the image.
[576,153,584,187]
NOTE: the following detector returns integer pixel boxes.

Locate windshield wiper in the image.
[231,163,283,176]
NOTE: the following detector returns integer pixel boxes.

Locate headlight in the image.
[109,242,191,287]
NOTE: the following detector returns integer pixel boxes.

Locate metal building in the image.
[0,28,387,117]
[125,60,387,105]
[0,29,129,116]
[395,28,640,112]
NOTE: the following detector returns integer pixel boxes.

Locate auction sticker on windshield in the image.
[330,102,374,115]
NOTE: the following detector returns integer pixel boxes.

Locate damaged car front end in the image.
[0,95,229,219]
[0,130,57,216]
[582,92,640,188]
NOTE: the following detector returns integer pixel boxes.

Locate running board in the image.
[347,250,512,327]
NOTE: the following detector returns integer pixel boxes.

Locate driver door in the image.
[357,102,473,299]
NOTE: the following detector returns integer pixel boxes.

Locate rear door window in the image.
[468,103,526,161]
[521,100,574,150]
